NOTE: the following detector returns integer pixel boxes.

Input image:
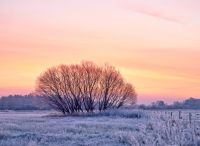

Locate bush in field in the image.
[35,61,137,115]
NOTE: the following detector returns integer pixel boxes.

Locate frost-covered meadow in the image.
[0,110,200,146]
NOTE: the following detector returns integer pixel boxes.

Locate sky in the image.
[0,0,200,103]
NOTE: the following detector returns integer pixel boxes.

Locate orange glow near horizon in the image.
[0,0,200,103]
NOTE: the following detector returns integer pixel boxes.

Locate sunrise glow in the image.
[0,0,200,103]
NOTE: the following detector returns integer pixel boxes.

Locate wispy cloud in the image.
[130,8,181,23]
[121,1,183,24]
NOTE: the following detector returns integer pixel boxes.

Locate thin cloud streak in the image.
[121,1,183,24]
[131,9,182,23]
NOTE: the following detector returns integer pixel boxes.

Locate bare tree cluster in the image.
[36,62,137,115]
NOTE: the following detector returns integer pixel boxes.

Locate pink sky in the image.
[0,0,200,103]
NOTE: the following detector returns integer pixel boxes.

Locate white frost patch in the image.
[0,110,199,146]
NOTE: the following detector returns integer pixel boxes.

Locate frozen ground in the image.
[0,109,200,146]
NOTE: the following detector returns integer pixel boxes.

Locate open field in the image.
[0,110,200,146]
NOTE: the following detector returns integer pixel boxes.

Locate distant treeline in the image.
[0,95,50,110]
[0,95,199,110]
[138,98,200,110]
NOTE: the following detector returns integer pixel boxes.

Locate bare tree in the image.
[36,61,137,115]
[80,62,102,112]
[98,65,136,111]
